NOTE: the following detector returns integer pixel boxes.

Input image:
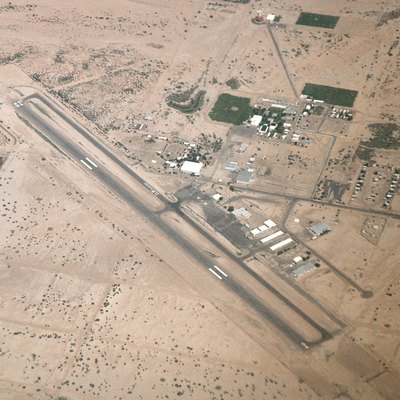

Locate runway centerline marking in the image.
[85,157,98,168]
[80,159,93,170]
[213,265,228,277]
[208,268,222,280]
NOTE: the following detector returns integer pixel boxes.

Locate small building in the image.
[293,256,303,264]
[181,161,203,176]
[212,193,222,201]
[250,115,263,127]
[165,160,177,169]
[292,263,316,278]
[264,219,277,229]
[232,207,252,219]
[257,224,268,233]
[266,14,275,23]
[284,107,296,116]
[269,122,278,131]
[236,170,254,185]
[250,227,261,237]
[225,161,238,172]
[308,221,331,239]
[292,134,300,143]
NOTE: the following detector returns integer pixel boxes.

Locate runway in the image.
[17,92,342,348]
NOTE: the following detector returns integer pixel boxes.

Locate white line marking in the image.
[213,265,228,277]
[208,268,222,280]
[80,159,93,170]
[85,157,98,168]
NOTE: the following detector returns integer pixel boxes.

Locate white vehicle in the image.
[17,100,24,106]
[13,102,20,108]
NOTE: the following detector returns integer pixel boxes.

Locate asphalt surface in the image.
[17,93,340,348]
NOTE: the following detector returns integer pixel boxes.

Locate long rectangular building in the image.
[260,230,283,244]
[270,238,293,251]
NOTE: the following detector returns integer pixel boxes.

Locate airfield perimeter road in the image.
[17,92,341,348]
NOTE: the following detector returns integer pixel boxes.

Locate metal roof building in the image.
[264,219,276,229]
[250,227,261,237]
[260,230,283,244]
[181,161,203,175]
[292,263,316,278]
[309,221,331,238]
[270,237,293,252]
[225,161,238,172]
[236,170,254,185]
[232,207,251,219]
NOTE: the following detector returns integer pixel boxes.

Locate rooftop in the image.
[225,161,238,172]
[292,263,316,277]
[250,115,263,127]
[232,207,252,219]
[236,170,254,184]
[309,221,331,236]
[181,161,203,175]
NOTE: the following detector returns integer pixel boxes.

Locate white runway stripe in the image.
[208,268,222,280]
[213,265,228,277]
[80,159,93,170]
[85,157,98,168]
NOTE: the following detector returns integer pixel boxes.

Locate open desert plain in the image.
[0,0,400,399]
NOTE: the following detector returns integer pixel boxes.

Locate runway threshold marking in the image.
[85,157,98,168]
[208,268,222,280]
[213,265,228,277]
[80,159,93,170]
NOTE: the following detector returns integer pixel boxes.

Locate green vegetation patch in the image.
[167,90,206,114]
[302,83,358,107]
[355,145,375,161]
[209,93,252,125]
[296,12,339,29]
[362,123,400,149]
[225,78,241,90]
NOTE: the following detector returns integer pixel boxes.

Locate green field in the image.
[296,12,339,29]
[302,83,358,107]
[209,93,252,125]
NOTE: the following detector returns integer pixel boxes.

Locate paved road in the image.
[228,186,400,220]
[267,24,298,100]
[16,93,340,348]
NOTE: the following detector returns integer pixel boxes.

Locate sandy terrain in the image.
[0,0,400,399]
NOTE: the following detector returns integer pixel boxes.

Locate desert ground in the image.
[0,0,400,399]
